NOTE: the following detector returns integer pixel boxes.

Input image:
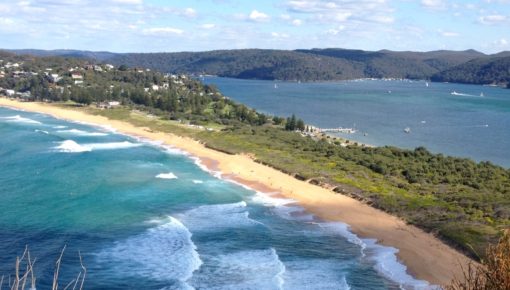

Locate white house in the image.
[71,73,83,79]
[50,74,61,83]
[151,85,159,91]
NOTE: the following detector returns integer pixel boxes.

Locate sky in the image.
[0,0,509,54]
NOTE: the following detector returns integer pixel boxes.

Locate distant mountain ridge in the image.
[4,48,509,87]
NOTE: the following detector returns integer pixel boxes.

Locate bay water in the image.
[204,77,510,168]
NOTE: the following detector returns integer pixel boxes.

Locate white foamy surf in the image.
[156,172,178,179]
[281,259,351,290]
[56,129,108,136]
[190,248,285,290]
[249,190,435,289]
[54,140,142,153]
[97,216,202,284]
[192,180,203,184]
[315,221,435,289]
[178,201,263,232]
[1,115,42,125]
[34,129,49,135]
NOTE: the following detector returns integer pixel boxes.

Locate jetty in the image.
[319,127,357,134]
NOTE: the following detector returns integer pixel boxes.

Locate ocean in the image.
[203,77,510,168]
[0,106,433,289]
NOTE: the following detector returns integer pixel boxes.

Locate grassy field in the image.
[69,104,509,260]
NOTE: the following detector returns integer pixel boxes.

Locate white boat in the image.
[451,91,460,95]
[274,84,278,89]
[404,127,411,133]
[425,82,429,87]
[480,92,484,97]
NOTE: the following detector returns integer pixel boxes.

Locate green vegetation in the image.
[0,51,271,127]
[8,48,494,83]
[432,56,510,87]
[2,52,509,260]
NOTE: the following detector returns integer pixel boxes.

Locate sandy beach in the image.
[0,98,473,286]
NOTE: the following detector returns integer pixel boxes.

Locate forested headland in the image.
[7,48,509,87]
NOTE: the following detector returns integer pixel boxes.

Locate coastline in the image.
[0,98,473,286]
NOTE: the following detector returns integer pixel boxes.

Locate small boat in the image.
[274,84,278,89]
[404,127,411,134]
[480,92,484,97]
[425,82,429,87]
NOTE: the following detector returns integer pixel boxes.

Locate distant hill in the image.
[5,48,509,86]
[5,49,117,62]
[431,56,510,87]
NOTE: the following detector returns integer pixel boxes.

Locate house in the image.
[71,73,83,79]
[97,101,120,109]
[74,80,83,85]
[5,89,15,96]
[49,74,61,83]
[93,65,103,72]
[151,84,159,91]
[105,64,114,70]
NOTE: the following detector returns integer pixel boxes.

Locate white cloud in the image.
[280,14,291,20]
[326,25,346,35]
[493,38,508,45]
[271,32,290,38]
[0,17,14,26]
[292,19,302,26]
[201,23,216,29]
[111,0,143,4]
[285,0,394,25]
[249,10,270,22]
[421,0,445,8]
[479,14,507,24]
[438,30,460,37]
[183,7,197,18]
[142,27,184,36]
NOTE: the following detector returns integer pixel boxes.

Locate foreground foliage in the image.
[446,230,510,290]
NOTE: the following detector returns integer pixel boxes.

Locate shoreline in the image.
[0,98,473,286]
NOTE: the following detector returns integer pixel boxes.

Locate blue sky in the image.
[0,0,509,53]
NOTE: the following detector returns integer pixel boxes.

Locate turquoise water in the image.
[0,106,434,289]
[204,78,510,168]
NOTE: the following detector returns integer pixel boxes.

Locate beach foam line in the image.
[317,222,435,289]
[97,216,202,284]
[0,115,42,125]
[56,128,108,136]
[156,172,178,179]
[54,140,142,153]
[192,179,203,184]
[178,201,264,232]
[190,248,285,290]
